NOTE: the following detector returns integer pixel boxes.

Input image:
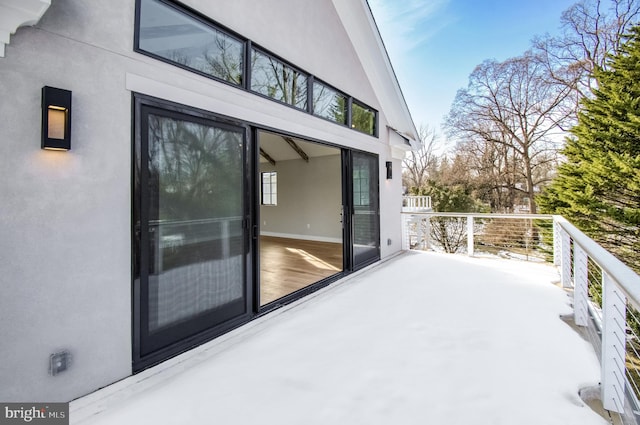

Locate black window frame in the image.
[134,0,379,139]
[351,100,378,137]
[312,79,349,127]
[134,0,247,88]
[249,46,309,111]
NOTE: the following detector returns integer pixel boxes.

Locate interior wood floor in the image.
[260,236,343,306]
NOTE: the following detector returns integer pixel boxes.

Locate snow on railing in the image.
[402,212,640,423]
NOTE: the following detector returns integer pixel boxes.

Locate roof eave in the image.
[331,0,420,148]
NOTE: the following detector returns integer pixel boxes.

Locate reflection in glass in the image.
[352,152,380,267]
[312,82,347,125]
[352,102,376,136]
[147,114,244,331]
[138,0,243,85]
[353,167,370,207]
[251,48,307,110]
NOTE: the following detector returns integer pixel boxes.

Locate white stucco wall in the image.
[0,0,408,402]
[0,0,134,402]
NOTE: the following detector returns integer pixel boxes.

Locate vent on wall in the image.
[49,350,72,376]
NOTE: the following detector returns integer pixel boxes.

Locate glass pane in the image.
[312,82,347,124]
[139,0,243,85]
[261,171,277,206]
[147,114,244,331]
[352,152,379,267]
[352,102,376,135]
[251,49,307,109]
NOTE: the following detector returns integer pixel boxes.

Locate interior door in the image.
[134,102,249,365]
[350,151,380,269]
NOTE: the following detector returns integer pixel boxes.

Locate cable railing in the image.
[402,212,640,424]
[402,212,553,260]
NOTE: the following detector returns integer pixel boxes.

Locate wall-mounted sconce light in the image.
[386,161,393,179]
[42,86,71,150]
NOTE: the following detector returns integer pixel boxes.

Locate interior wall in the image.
[260,154,342,243]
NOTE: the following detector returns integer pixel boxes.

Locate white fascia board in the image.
[331,0,420,149]
[0,0,51,57]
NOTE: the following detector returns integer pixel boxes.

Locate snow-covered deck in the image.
[71,251,606,425]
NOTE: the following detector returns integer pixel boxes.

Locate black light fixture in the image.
[386,161,393,179]
[42,86,72,150]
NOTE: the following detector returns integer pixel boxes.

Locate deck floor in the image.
[71,251,605,425]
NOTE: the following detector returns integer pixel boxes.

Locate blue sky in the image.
[368,0,578,134]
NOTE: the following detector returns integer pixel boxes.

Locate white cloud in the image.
[368,0,451,56]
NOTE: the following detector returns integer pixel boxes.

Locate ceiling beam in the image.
[283,136,309,162]
[259,148,276,166]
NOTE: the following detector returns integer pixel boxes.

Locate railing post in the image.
[560,228,572,289]
[573,244,589,327]
[467,216,474,256]
[401,215,411,250]
[416,216,424,249]
[424,216,431,250]
[601,273,627,413]
[553,219,561,266]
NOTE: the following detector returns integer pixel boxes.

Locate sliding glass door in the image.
[350,151,380,269]
[132,96,383,368]
[134,99,249,367]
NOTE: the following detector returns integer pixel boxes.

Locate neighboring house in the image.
[0,0,419,402]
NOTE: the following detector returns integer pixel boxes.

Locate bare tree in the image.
[533,0,640,99]
[454,135,519,212]
[445,53,572,213]
[402,125,439,192]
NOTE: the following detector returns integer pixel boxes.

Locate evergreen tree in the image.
[538,26,640,270]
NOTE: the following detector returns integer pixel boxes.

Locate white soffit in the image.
[331,0,420,149]
[0,0,51,57]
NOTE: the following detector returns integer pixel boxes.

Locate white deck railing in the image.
[402,212,640,423]
[402,195,432,212]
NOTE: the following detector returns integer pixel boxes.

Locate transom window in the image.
[352,102,376,135]
[313,81,347,125]
[135,0,377,137]
[251,49,308,110]
[137,0,244,85]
